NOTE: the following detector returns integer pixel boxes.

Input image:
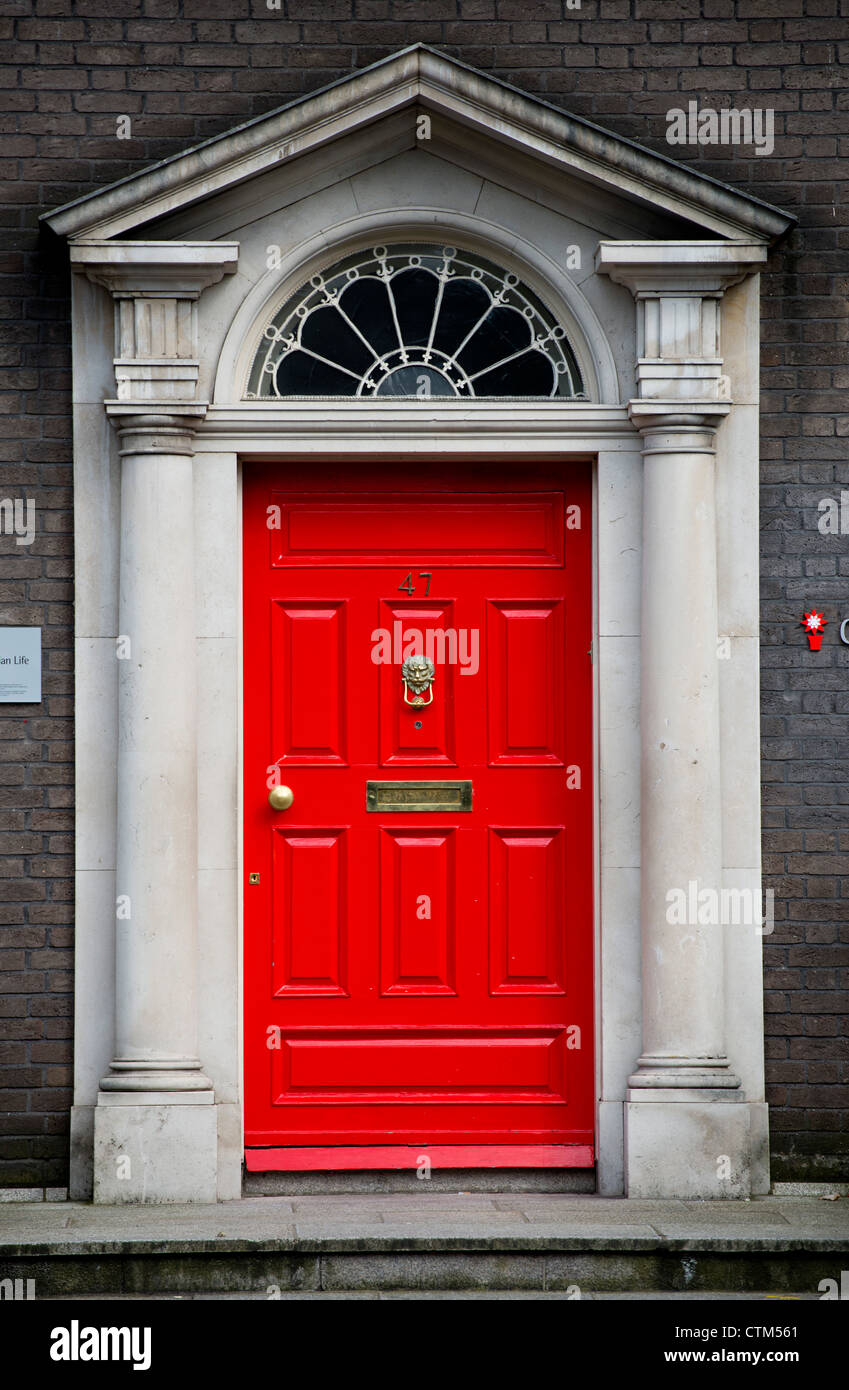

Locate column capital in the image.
[71,240,238,408]
[627,401,730,440]
[105,405,207,456]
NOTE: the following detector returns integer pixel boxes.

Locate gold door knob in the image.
[268,785,294,811]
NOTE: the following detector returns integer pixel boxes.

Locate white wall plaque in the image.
[0,627,42,703]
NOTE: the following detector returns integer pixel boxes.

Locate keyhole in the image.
[415,721,423,729]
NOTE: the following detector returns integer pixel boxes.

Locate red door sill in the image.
[245,1144,594,1172]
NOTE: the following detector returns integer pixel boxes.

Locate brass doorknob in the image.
[268,785,294,811]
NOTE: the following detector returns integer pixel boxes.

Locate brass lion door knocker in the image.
[401,655,435,707]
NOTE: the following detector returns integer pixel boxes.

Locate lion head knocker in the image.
[401,655,436,707]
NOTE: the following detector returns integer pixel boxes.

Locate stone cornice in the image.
[596,239,768,296]
[70,241,239,297]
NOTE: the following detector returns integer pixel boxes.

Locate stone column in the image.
[598,242,767,1198]
[70,243,238,1202]
[632,407,735,1076]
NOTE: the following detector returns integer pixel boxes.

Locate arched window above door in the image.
[246,243,586,400]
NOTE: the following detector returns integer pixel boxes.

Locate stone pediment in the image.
[43,44,793,248]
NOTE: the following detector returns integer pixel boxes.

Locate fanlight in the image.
[246,244,586,400]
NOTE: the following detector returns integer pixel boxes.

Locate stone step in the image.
[29,1290,825,1301]
[243,1168,596,1196]
[2,1245,845,1297]
[2,1194,847,1297]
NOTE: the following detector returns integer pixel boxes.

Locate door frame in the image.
[239,455,598,1171]
[62,207,771,1200]
[220,427,624,1197]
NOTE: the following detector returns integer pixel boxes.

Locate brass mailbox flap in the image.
[366,780,472,813]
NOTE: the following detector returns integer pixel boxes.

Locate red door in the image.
[243,460,593,1166]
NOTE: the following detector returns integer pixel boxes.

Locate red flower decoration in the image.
[801,611,827,650]
[802,611,826,633]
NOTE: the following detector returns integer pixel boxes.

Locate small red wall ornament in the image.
[801,611,827,651]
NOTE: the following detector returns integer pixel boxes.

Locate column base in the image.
[93,1098,218,1204]
[100,1058,214,1092]
[628,1055,741,1091]
[625,1099,766,1199]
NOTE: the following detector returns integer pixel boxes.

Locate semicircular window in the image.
[246,243,586,400]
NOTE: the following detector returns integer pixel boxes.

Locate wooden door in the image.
[243,460,593,1165]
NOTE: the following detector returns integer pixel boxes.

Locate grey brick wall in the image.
[2,0,848,1186]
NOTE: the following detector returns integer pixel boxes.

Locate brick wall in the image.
[2,0,848,1187]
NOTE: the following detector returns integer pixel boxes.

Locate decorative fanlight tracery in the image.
[246,243,586,400]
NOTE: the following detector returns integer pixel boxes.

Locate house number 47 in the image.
[398,571,432,596]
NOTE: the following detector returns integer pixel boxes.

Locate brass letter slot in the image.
[366,780,473,813]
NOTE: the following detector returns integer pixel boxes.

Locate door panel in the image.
[269,493,564,566]
[271,828,348,998]
[244,460,593,1155]
[487,600,566,764]
[378,600,457,766]
[271,601,348,764]
[379,828,457,997]
[488,828,567,996]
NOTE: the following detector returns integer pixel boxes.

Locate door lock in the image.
[268,785,294,811]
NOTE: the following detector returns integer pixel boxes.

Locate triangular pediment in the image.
[44,45,792,246]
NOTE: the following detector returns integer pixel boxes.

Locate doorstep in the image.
[1,1194,848,1296]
